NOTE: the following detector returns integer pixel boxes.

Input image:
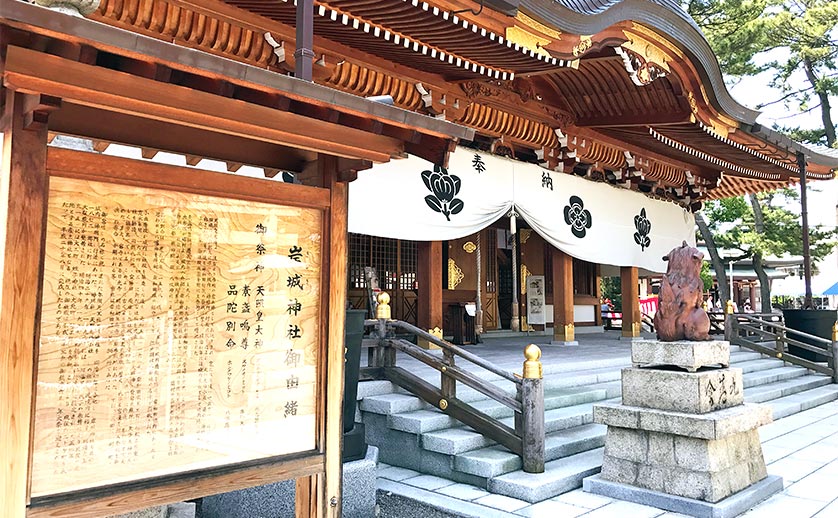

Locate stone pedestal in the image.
[585,340,781,517]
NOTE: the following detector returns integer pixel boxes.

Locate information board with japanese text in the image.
[31,176,322,497]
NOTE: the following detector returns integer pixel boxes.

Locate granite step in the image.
[452,423,606,478]
[730,350,768,364]
[768,384,838,420]
[745,374,832,404]
[743,365,809,388]
[733,358,786,374]
[420,389,611,455]
[486,448,604,503]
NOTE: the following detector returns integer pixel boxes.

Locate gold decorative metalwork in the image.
[505,27,553,59]
[520,264,530,295]
[463,241,477,254]
[519,229,533,245]
[439,399,449,410]
[572,36,593,57]
[523,344,543,379]
[516,12,562,40]
[376,292,391,319]
[430,327,443,339]
[448,258,464,290]
[726,300,734,314]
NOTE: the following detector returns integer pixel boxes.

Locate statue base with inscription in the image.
[584,339,782,518]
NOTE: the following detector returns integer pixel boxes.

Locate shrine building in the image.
[3,0,838,516]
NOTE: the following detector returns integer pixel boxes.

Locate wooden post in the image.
[418,241,443,349]
[551,247,576,345]
[521,344,544,473]
[1,91,50,517]
[318,155,348,517]
[776,326,786,359]
[441,349,456,399]
[724,300,734,342]
[621,266,640,338]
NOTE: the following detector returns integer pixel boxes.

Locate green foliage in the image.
[700,261,714,291]
[685,0,838,146]
[600,276,622,311]
[700,191,836,266]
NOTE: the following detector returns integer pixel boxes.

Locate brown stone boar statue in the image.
[654,241,711,341]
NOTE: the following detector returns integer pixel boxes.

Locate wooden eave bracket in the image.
[21,93,61,130]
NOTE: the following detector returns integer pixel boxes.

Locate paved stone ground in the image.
[375,332,838,517]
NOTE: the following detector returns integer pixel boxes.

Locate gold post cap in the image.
[523,344,543,379]
[726,300,734,314]
[832,322,838,342]
[375,291,391,320]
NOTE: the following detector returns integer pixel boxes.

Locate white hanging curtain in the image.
[348,147,695,273]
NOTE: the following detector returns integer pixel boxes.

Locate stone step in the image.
[732,358,786,374]
[387,385,615,435]
[419,388,611,456]
[452,423,606,478]
[486,448,604,503]
[743,365,808,388]
[768,384,838,420]
[745,374,832,404]
[730,350,767,364]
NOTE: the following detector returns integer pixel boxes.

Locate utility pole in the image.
[797,152,814,309]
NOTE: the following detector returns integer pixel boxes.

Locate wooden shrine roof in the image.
[223,0,573,80]
[0,0,473,171]
[20,0,837,206]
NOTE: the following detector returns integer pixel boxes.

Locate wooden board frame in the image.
[18,148,343,517]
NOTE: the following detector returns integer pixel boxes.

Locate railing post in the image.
[724,300,734,342]
[776,325,786,359]
[375,292,395,368]
[441,349,456,400]
[831,323,838,384]
[521,344,544,473]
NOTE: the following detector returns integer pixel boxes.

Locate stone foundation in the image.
[587,339,779,510]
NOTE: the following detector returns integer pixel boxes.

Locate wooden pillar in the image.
[1,91,50,517]
[749,284,757,311]
[417,241,443,348]
[621,266,640,338]
[296,154,346,517]
[551,247,576,345]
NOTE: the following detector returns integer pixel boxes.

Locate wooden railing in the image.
[708,311,726,335]
[726,313,838,382]
[360,292,546,473]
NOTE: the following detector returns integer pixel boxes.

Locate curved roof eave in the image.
[748,125,838,168]
[521,0,760,125]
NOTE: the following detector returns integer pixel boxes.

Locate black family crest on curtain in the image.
[633,208,651,251]
[564,195,592,238]
[422,165,464,221]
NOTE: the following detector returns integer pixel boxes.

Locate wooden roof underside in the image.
[77,0,836,205]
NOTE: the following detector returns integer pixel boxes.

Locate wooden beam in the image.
[551,247,575,344]
[29,454,325,518]
[621,266,640,338]
[418,241,443,343]
[1,91,49,517]
[48,103,314,173]
[91,139,110,152]
[3,46,403,163]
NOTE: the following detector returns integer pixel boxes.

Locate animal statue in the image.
[654,241,711,341]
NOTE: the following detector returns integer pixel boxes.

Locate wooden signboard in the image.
[31,171,324,498]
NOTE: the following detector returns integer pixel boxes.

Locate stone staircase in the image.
[360,346,838,504]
